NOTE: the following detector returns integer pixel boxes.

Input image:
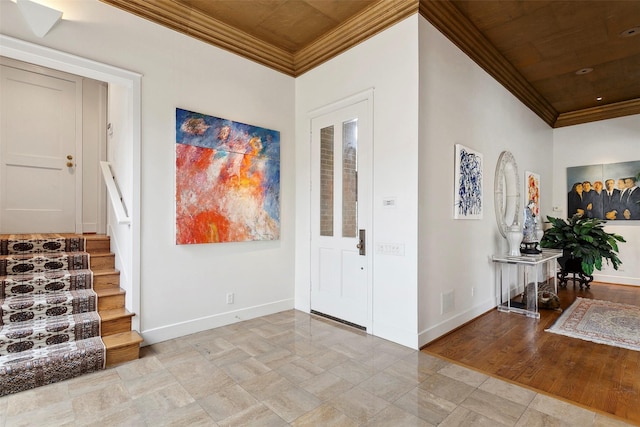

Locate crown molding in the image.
[418,0,558,127]
[99,0,636,127]
[554,98,640,128]
[294,0,419,76]
[100,0,418,78]
[99,0,296,75]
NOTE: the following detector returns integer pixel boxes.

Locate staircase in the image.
[0,233,142,396]
[84,234,143,367]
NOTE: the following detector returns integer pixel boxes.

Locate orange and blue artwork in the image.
[175,108,280,244]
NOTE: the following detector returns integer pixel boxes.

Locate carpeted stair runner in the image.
[0,252,89,276]
[0,337,105,396]
[0,234,85,255]
[0,311,101,353]
[0,269,93,299]
[2,289,97,323]
[0,235,105,397]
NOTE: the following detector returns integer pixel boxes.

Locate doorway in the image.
[0,57,109,234]
[310,95,373,330]
[0,60,82,233]
[0,35,141,331]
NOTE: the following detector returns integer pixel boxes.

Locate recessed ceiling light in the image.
[596,97,603,101]
[575,68,593,75]
[619,26,640,38]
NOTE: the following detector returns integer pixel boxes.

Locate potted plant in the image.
[540,215,625,287]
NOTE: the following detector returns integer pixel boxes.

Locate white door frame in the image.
[308,88,375,333]
[0,35,142,331]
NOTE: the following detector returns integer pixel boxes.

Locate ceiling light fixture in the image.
[575,68,593,75]
[16,0,63,38]
[619,26,640,38]
[596,97,603,101]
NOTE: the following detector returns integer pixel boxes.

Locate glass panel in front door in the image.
[320,125,334,237]
[342,119,358,238]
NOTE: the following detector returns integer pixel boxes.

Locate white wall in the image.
[295,16,421,348]
[107,82,136,323]
[82,78,107,233]
[0,0,296,343]
[553,115,640,286]
[417,18,554,346]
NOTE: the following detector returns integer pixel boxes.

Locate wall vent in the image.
[441,291,455,314]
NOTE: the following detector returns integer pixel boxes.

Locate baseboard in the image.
[418,298,495,348]
[83,222,97,233]
[140,298,294,345]
[592,274,639,286]
[371,322,418,350]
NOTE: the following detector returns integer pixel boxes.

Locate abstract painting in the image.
[567,160,640,221]
[454,144,483,219]
[175,108,280,244]
[526,171,540,216]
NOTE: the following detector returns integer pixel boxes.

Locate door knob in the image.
[67,155,73,160]
[357,229,366,256]
[66,162,74,167]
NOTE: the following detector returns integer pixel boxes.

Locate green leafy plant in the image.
[540,215,625,275]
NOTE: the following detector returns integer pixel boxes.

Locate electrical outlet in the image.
[226,292,234,304]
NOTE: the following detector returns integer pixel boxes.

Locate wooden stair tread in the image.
[93,269,120,276]
[100,307,135,320]
[103,331,143,349]
[83,234,109,240]
[96,287,125,297]
[90,253,115,261]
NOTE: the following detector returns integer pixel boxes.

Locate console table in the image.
[492,250,562,319]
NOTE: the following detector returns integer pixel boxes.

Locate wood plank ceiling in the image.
[100,0,640,128]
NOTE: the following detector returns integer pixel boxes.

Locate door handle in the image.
[66,162,74,167]
[357,229,366,256]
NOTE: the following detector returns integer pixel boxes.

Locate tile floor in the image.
[0,310,633,426]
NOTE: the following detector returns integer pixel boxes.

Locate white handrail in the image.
[100,161,131,225]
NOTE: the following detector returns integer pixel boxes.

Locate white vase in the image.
[535,222,544,243]
[506,224,523,256]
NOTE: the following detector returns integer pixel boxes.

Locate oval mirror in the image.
[494,151,520,238]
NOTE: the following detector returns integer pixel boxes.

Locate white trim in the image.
[0,35,142,332]
[418,298,495,348]
[0,35,141,87]
[74,72,83,234]
[372,322,418,349]
[593,274,640,287]
[97,81,108,235]
[308,87,376,119]
[141,299,295,345]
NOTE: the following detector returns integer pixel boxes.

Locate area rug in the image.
[546,297,640,352]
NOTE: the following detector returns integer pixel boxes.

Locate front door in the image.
[0,62,80,233]
[310,98,372,329]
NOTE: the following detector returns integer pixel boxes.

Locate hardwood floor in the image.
[422,281,640,425]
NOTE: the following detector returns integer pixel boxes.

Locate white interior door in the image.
[0,63,80,233]
[311,98,372,329]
